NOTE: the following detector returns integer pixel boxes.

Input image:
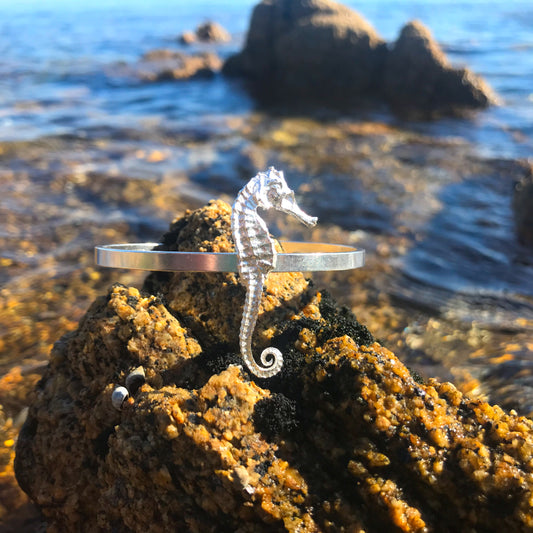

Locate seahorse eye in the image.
[267,183,281,203]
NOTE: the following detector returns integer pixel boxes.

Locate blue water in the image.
[0,0,532,157]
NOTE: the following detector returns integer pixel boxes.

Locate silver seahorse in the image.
[231,167,317,378]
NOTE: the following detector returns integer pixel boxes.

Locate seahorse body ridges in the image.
[231,167,317,378]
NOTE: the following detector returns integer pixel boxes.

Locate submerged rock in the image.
[223,0,387,105]
[383,21,497,117]
[179,31,196,45]
[130,49,222,81]
[15,201,533,532]
[224,0,496,116]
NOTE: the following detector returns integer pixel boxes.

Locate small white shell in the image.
[111,386,129,411]
[125,366,146,392]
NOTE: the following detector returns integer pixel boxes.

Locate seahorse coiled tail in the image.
[231,167,317,378]
[238,272,283,378]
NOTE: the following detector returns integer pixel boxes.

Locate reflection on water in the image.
[392,164,533,321]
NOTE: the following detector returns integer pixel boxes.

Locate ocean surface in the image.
[0,0,532,409]
[0,0,532,156]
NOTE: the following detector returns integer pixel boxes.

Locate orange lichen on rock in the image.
[98,366,318,531]
[302,335,533,531]
[14,201,533,532]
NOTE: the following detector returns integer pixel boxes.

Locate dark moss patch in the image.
[253,393,299,440]
[146,291,168,308]
[142,272,172,296]
[247,316,322,399]
[407,366,425,384]
[318,291,374,346]
[254,459,272,476]
[158,216,189,248]
[161,343,241,390]
[93,427,114,458]
[126,295,139,308]
[203,347,244,377]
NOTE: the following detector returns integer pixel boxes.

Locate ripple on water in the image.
[391,166,533,326]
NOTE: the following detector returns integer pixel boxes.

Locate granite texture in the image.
[15,201,533,532]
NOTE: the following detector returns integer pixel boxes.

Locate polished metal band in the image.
[95,242,365,273]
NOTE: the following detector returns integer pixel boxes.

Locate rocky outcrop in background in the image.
[224,0,496,116]
[15,201,533,532]
[224,0,387,106]
[383,20,495,116]
[179,21,231,45]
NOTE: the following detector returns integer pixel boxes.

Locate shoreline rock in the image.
[513,163,533,247]
[15,201,533,532]
[138,49,222,81]
[383,21,497,117]
[223,0,387,106]
[223,0,496,117]
[179,21,231,45]
[110,50,222,82]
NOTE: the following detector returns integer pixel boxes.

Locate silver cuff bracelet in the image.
[96,167,365,379]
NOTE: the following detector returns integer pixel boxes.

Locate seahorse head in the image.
[253,167,318,227]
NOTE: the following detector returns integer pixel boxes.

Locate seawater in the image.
[0,0,532,156]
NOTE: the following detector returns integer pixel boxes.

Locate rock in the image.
[224,0,496,115]
[16,201,533,532]
[223,0,387,105]
[383,20,497,117]
[513,164,533,247]
[179,21,231,45]
[179,31,196,45]
[196,21,231,43]
[135,49,222,81]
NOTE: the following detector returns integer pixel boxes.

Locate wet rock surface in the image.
[179,21,231,44]
[15,202,533,532]
[114,50,222,82]
[224,0,495,115]
[384,21,497,117]
[513,163,533,247]
[195,21,231,43]
[224,0,387,105]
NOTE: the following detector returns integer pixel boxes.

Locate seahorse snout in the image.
[279,194,317,227]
